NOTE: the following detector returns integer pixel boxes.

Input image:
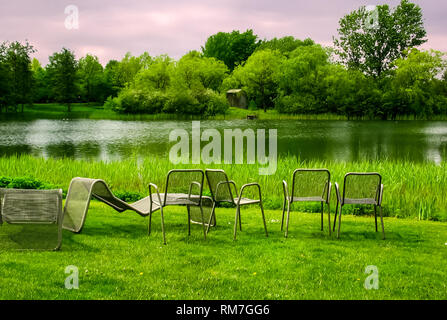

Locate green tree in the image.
[31,58,52,103]
[134,54,174,91]
[334,0,427,77]
[47,48,79,112]
[173,51,228,91]
[224,49,283,112]
[0,43,11,112]
[384,49,447,118]
[78,54,104,103]
[276,45,330,114]
[256,36,314,56]
[104,60,121,97]
[3,41,35,112]
[202,30,259,70]
[116,52,151,88]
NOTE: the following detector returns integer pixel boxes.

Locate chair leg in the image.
[233,205,240,241]
[327,203,331,236]
[148,212,152,235]
[285,201,291,238]
[260,200,268,237]
[160,207,166,245]
[199,205,207,240]
[333,199,339,232]
[374,205,378,232]
[238,206,242,231]
[321,202,324,231]
[206,202,216,234]
[337,206,343,239]
[281,197,286,231]
[379,206,385,240]
[187,206,191,236]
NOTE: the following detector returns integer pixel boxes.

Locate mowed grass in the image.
[0,202,446,300]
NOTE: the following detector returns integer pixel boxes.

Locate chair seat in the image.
[288,196,325,203]
[235,197,260,205]
[130,197,160,213]
[344,198,377,205]
[152,193,201,206]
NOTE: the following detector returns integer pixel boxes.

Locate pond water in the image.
[0,119,446,163]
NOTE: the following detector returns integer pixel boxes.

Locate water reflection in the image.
[0,119,445,163]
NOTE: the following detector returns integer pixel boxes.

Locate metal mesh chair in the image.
[63,178,160,231]
[148,169,206,243]
[0,188,63,250]
[205,169,268,241]
[188,196,215,229]
[333,173,385,239]
[282,169,331,237]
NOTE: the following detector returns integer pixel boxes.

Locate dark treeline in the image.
[1,0,447,119]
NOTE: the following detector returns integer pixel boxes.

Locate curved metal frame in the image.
[332,172,385,240]
[205,169,268,241]
[149,169,206,244]
[281,169,332,238]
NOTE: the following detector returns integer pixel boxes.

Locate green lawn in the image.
[1,202,446,300]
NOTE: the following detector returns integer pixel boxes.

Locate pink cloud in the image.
[0,0,445,66]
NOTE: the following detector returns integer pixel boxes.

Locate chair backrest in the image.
[205,169,234,202]
[342,173,381,205]
[0,188,63,250]
[165,169,204,205]
[291,169,330,200]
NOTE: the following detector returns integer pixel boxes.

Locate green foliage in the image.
[46,48,79,112]
[223,49,284,111]
[256,36,314,56]
[276,45,330,114]
[134,55,173,91]
[113,190,142,202]
[0,41,35,112]
[174,51,229,91]
[0,176,58,190]
[383,49,447,119]
[202,29,259,70]
[334,0,427,77]
[78,54,110,103]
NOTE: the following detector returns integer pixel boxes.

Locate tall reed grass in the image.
[0,155,445,221]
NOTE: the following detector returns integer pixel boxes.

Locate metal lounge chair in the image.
[282,169,331,237]
[148,169,206,244]
[333,173,385,239]
[205,169,268,241]
[0,188,63,250]
[63,177,161,236]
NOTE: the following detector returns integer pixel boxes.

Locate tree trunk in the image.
[67,103,71,112]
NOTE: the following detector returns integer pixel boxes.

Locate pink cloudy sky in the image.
[1,0,446,66]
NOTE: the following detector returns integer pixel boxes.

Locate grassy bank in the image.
[1,103,447,121]
[0,155,446,221]
[1,203,447,299]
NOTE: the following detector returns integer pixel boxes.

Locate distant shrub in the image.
[113,190,143,202]
[0,176,60,191]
